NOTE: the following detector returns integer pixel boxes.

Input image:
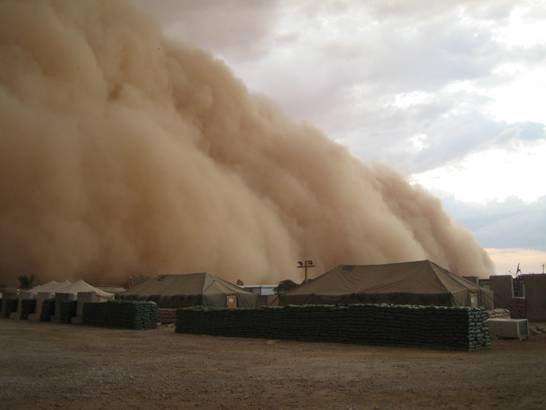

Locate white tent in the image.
[29,280,113,298]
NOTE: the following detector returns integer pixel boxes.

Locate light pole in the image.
[297,259,315,283]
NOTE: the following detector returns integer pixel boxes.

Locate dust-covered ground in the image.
[1,319,545,410]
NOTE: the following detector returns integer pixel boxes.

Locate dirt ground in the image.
[1,320,545,410]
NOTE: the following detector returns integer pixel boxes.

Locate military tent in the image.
[29,280,113,298]
[119,272,258,308]
[281,260,493,308]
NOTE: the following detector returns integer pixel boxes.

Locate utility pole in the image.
[297,259,315,282]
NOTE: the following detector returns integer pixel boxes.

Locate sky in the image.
[133,0,546,275]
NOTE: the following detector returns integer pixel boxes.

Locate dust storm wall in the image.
[0,0,493,285]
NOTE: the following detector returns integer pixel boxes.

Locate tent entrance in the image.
[226,295,237,309]
[470,292,478,307]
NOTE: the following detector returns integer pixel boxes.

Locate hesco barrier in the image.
[20,299,37,320]
[83,301,159,329]
[2,299,18,318]
[175,304,491,351]
[59,301,77,323]
[40,300,56,321]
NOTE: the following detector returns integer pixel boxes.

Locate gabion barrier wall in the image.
[83,301,159,329]
[20,300,37,320]
[176,304,491,351]
[40,300,56,321]
[59,301,77,323]
[2,299,18,318]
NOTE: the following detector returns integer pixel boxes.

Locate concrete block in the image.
[487,318,529,340]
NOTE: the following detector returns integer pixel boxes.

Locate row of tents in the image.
[0,280,114,302]
[1,260,494,311]
[118,260,494,310]
[0,280,115,322]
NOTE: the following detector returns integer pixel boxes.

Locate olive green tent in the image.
[281,260,493,309]
[119,272,258,308]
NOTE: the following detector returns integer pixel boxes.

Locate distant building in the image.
[242,285,277,296]
[483,274,546,321]
[242,285,278,306]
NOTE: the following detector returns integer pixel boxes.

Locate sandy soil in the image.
[1,319,545,410]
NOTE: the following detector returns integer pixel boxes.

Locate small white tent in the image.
[29,280,113,298]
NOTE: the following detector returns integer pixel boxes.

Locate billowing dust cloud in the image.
[0,0,493,285]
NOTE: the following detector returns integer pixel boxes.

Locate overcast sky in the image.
[134,0,546,274]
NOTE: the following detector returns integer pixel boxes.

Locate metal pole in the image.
[298,259,314,283]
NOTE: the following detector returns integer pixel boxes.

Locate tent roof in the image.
[30,280,70,294]
[29,281,59,293]
[62,280,113,298]
[30,280,113,297]
[122,272,256,297]
[285,260,479,298]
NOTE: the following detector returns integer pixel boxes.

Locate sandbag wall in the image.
[176,304,491,351]
[117,294,203,309]
[83,301,159,329]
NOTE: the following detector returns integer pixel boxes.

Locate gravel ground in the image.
[1,319,545,410]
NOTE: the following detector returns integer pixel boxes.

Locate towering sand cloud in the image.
[0,0,493,284]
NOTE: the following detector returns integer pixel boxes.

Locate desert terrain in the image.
[1,319,545,409]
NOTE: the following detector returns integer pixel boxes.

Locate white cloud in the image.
[386,91,434,109]
[487,65,546,123]
[438,195,546,251]
[493,4,546,48]
[408,133,430,152]
[411,139,546,203]
[443,80,482,94]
